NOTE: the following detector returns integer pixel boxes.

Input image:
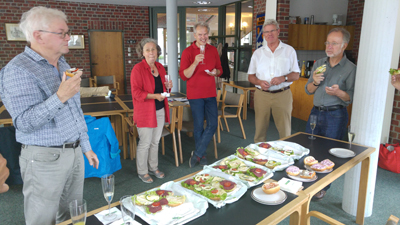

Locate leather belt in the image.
[22,140,80,149]
[258,86,290,93]
[314,105,344,111]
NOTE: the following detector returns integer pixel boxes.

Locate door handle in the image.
[92,63,98,65]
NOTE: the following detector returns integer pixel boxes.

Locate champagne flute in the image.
[348,125,356,148]
[309,115,317,140]
[69,199,87,225]
[165,74,170,94]
[101,174,117,221]
[120,195,136,225]
[200,45,205,64]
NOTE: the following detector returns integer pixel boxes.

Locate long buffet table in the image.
[58,132,375,225]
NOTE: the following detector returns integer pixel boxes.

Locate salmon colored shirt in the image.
[130,59,170,128]
[179,41,222,100]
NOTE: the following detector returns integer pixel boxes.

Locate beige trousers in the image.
[254,88,293,142]
[136,109,165,175]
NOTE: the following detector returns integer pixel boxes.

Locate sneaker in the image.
[189,151,200,168]
[200,156,208,166]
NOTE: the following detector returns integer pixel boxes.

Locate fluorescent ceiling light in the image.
[193,1,211,4]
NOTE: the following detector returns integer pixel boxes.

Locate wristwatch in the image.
[284,75,288,81]
[313,81,320,86]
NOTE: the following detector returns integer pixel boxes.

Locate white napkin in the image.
[278,177,303,194]
[108,218,142,225]
[94,207,122,224]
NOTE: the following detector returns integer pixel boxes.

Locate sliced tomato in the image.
[72,68,79,72]
[200,184,205,187]
[204,174,209,176]
[232,168,237,171]
[223,182,231,187]
[243,151,248,156]
[211,189,218,194]
[189,180,197,185]
[152,202,161,207]
[156,190,165,195]
[255,168,262,173]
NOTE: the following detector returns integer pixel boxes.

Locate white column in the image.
[342,0,400,217]
[265,0,277,20]
[166,0,178,92]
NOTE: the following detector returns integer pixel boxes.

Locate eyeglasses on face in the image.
[38,30,72,39]
[324,41,342,47]
[263,29,278,34]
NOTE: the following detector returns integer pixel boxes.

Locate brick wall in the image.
[346,0,363,64]
[0,0,149,94]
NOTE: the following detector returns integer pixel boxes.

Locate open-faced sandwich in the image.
[315,64,326,74]
[286,165,300,176]
[389,68,400,76]
[310,163,327,172]
[258,142,272,149]
[277,149,294,156]
[262,182,280,194]
[252,158,269,166]
[299,170,316,179]
[320,159,335,170]
[265,160,282,169]
[133,189,185,214]
[236,147,260,160]
[304,156,318,166]
[246,167,267,181]
[65,68,82,77]
[181,174,229,201]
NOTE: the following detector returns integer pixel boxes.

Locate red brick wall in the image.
[0,0,149,94]
[346,0,363,64]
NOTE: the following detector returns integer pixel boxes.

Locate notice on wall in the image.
[256,13,265,49]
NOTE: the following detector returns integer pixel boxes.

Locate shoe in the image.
[200,156,208,166]
[149,170,165,179]
[312,190,326,201]
[138,174,153,183]
[189,151,200,168]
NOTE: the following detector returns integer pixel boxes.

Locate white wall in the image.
[290,0,348,25]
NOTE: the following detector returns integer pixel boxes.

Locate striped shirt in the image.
[0,46,91,153]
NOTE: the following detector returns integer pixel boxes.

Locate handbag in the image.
[378,143,400,174]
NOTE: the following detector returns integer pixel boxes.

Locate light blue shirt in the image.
[0,46,91,153]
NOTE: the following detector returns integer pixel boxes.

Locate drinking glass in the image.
[165,74,170,93]
[120,195,136,225]
[200,45,205,64]
[69,199,87,225]
[348,125,356,148]
[101,174,117,221]
[309,115,317,140]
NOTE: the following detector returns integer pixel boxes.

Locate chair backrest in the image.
[222,90,244,116]
[94,75,119,94]
[81,78,92,87]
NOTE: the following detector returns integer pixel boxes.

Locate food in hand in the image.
[320,159,335,170]
[389,68,400,76]
[265,160,281,169]
[310,163,327,171]
[315,64,326,74]
[304,156,318,166]
[258,142,271,149]
[65,68,82,77]
[299,170,316,179]
[262,182,280,194]
[286,166,300,176]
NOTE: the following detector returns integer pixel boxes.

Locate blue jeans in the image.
[305,107,348,191]
[188,97,218,158]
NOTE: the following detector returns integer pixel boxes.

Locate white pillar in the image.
[166,0,178,92]
[265,0,277,20]
[342,0,400,217]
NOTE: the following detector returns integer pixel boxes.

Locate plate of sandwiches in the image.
[132,181,208,225]
[286,166,317,182]
[251,182,287,205]
[176,169,248,208]
[303,156,335,173]
[250,141,310,160]
[206,155,273,187]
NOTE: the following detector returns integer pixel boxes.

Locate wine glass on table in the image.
[69,199,87,225]
[101,174,117,221]
[200,45,205,64]
[120,195,136,225]
[309,115,317,140]
[348,125,356,148]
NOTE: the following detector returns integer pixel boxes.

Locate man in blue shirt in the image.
[0,6,99,225]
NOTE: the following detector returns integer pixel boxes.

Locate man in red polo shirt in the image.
[179,22,222,167]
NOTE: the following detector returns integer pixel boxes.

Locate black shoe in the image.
[199,156,208,166]
[189,151,199,168]
[312,190,326,201]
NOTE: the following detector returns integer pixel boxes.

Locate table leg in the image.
[300,198,311,225]
[356,156,371,225]
[289,210,301,225]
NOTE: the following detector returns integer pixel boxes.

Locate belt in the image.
[258,86,290,93]
[314,105,344,111]
[22,140,80,149]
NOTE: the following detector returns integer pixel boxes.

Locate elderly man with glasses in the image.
[0,6,99,225]
[304,27,356,201]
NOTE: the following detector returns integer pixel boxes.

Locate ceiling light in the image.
[248,6,253,8]
[193,1,211,4]
[198,9,209,12]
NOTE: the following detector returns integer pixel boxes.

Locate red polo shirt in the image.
[130,59,170,128]
[179,41,222,100]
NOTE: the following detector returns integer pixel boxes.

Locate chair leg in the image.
[133,135,137,159]
[213,134,218,159]
[178,131,183,164]
[172,132,179,167]
[224,117,230,132]
[238,117,246,139]
[162,137,165,155]
[129,133,134,160]
[219,117,224,131]
[217,122,221,143]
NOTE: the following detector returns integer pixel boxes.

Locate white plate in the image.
[251,188,287,205]
[287,173,318,182]
[304,165,332,173]
[329,148,356,158]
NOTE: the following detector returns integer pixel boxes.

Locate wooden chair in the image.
[217,90,246,143]
[93,75,120,95]
[176,106,218,164]
[387,215,399,225]
[80,78,94,87]
[305,211,345,225]
[161,107,179,167]
[124,115,138,160]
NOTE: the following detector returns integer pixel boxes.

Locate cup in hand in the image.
[200,45,205,64]
[69,199,87,225]
[120,195,136,225]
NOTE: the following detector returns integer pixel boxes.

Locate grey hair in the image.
[19,6,68,43]
[194,22,210,34]
[263,19,280,30]
[136,38,162,59]
[328,27,351,44]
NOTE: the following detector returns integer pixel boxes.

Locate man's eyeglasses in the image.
[38,30,72,39]
[263,29,278,34]
[324,42,342,47]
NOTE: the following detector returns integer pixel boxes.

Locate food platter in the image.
[251,188,287,205]
[287,173,318,182]
[304,165,332,173]
[329,148,356,158]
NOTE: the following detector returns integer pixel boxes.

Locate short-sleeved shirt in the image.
[305,54,356,107]
[248,40,300,91]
